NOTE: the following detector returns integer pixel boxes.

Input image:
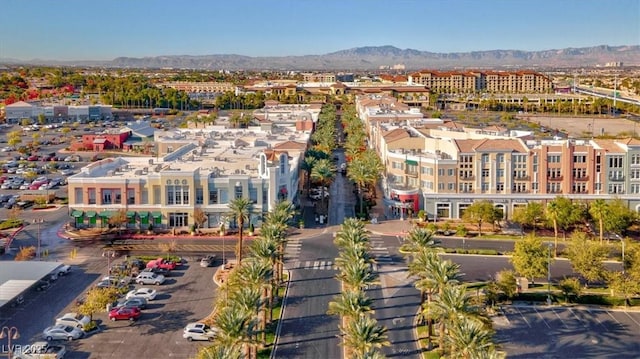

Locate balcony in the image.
[574,176,589,182]
[459,175,475,181]
[513,175,530,181]
[406,170,419,177]
[609,176,625,182]
[548,176,563,181]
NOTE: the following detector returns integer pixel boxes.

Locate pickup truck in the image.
[12,341,66,359]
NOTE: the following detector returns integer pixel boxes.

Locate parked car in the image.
[183,322,217,341]
[109,307,141,321]
[142,267,170,276]
[146,257,177,270]
[113,297,147,310]
[135,272,165,285]
[125,288,157,301]
[11,341,66,359]
[200,255,216,267]
[42,324,83,341]
[55,313,90,329]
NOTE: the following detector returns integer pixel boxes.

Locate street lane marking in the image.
[304,261,311,269]
[498,307,510,325]
[313,261,320,269]
[533,305,551,329]
[606,311,626,331]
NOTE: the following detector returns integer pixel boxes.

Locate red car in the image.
[146,258,177,270]
[27,155,39,161]
[109,307,141,321]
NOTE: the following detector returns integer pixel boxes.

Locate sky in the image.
[0,0,638,61]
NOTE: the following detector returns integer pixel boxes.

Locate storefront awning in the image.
[100,211,114,218]
[71,210,83,218]
[86,211,97,218]
[405,159,418,166]
[151,211,162,218]
[126,211,136,218]
[138,211,149,219]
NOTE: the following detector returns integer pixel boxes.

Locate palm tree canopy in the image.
[228,197,252,227]
[341,315,390,356]
[401,227,439,254]
[327,289,374,319]
[446,316,496,359]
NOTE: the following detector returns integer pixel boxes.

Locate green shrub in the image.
[83,321,98,332]
[477,249,499,255]
[456,224,468,237]
[133,255,182,263]
[0,219,23,230]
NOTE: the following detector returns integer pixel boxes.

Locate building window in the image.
[447,168,454,176]
[608,155,623,168]
[438,168,445,176]
[153,186,161,205]
[209,190,218,204]
[102,189,112,205]
[547,155,560,163]
[481,169,489,177]
[448,183,455,190]
[392,161,403,170]
[573,155,586,163]
[114,190,121,204]
[74,188,83,204]
[249,187,258,203]
[481,154,489,163]
[219,189,228,204]
[496,153,504,163]
[630,184,640,194]
[169,212,188,227]
[496,169,504,177]
[127,189,135,205]
[481,182,489,191]
[608,183,624,194]
[196,188,203,205]
[631,169,640,180]
[438,182,445,190]
[496,183,504,192]
[632,154,640,165]
[141,189,148,204]
[235,184,243,199]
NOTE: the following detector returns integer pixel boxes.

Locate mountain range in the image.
[2,45,638,70]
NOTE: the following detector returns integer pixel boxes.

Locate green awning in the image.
[86,211,97,218]
[71,210,83,218]
[100,211,114,218]
[151,211,162,218]
[405,159,418,166]
[138,211,149,219]
[126,211,136,218]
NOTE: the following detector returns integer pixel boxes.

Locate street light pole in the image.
[0,326,20,359]
[33,219,44,260]
[621,238,625,275]
[102,250,116,286]
[547,243,553,305]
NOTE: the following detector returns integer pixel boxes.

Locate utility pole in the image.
[33,219,44,260]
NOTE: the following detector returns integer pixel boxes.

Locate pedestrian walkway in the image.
[291,260,337,270]
[284,237,302,260]
[370,234,393,266]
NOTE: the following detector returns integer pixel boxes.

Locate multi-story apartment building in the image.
[407,70,552,93]
[67,117,311,231]
[356,94,640,221]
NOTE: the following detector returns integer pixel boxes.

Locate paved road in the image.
[495,304,640,358]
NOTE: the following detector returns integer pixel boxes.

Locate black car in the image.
[142,267,170,276]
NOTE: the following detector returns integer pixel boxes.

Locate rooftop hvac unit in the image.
[107,170,114,176]
[148,159,154,165]
[134,170,143,175]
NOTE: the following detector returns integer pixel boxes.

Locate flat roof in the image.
[0,261,63,307]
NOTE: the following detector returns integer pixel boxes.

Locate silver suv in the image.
[135,272,165,285]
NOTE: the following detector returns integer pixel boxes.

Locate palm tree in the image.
[264,200,295,283]
[228,197,252,264]
[400,227,439,255]
[234,258,273,341]
[214,305,255,359]
[429,284,487,355]
[196,343,242,359]
[229,286,263,345]
[249,235,278,321]
[327,289,374,323]
[347,158,376,216]
[589,199,608,243]
[310,158,336,214]
[334,218,368,249]
[337,260,379,291]
[446,317,496,359]
[300,156,317,194]
[340,315,390,357]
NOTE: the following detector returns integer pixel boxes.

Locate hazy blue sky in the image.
[1,0,638,60]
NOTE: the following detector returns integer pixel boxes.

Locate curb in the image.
[270,269,291,359]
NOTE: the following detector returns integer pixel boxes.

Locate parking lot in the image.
[0,250,219,359]
[495,304,640,358]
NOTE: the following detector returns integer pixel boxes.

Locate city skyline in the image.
[0,0,638,61]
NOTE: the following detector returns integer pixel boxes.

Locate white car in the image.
[55,313,90,329]
[126,288,157,301]
[183,322,217,341]
[42,324,83,341]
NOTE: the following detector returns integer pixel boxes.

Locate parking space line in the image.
[584,308,609,331]
[569,308,589,328]
[498,307,511,325]
[624,311,640,329]
[533,305,551,329]
[606,311,625,331]
[514,306,531,328]
[551,308,569,329]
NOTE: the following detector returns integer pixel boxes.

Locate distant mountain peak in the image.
[2,45,638,70]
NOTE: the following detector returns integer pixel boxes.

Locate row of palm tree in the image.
[404,227,501,358]
[328,218,389,358]
[196,200,296,359]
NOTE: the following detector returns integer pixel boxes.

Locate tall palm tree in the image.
[214,305,254,359]
[446,316,495,359]
[310,158,336,214]
[340,315,390,358]
[196,343,242,359]
[249,235,278,321]
[334,218,368,249]
[400,227,439,255]
[229,286,263,345]
[589,199,608,243]
[301,156,317,194]
[347,158,377,216]
[429,284,487,355]
[264,200,295,283]
[337,260,379,291]
[235,258,273,339]
[228,197,252,264]
[327,289,374,323]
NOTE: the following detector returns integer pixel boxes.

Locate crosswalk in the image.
[284,238,301,260]
[291,260,337,270]
[370,235,392,265]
